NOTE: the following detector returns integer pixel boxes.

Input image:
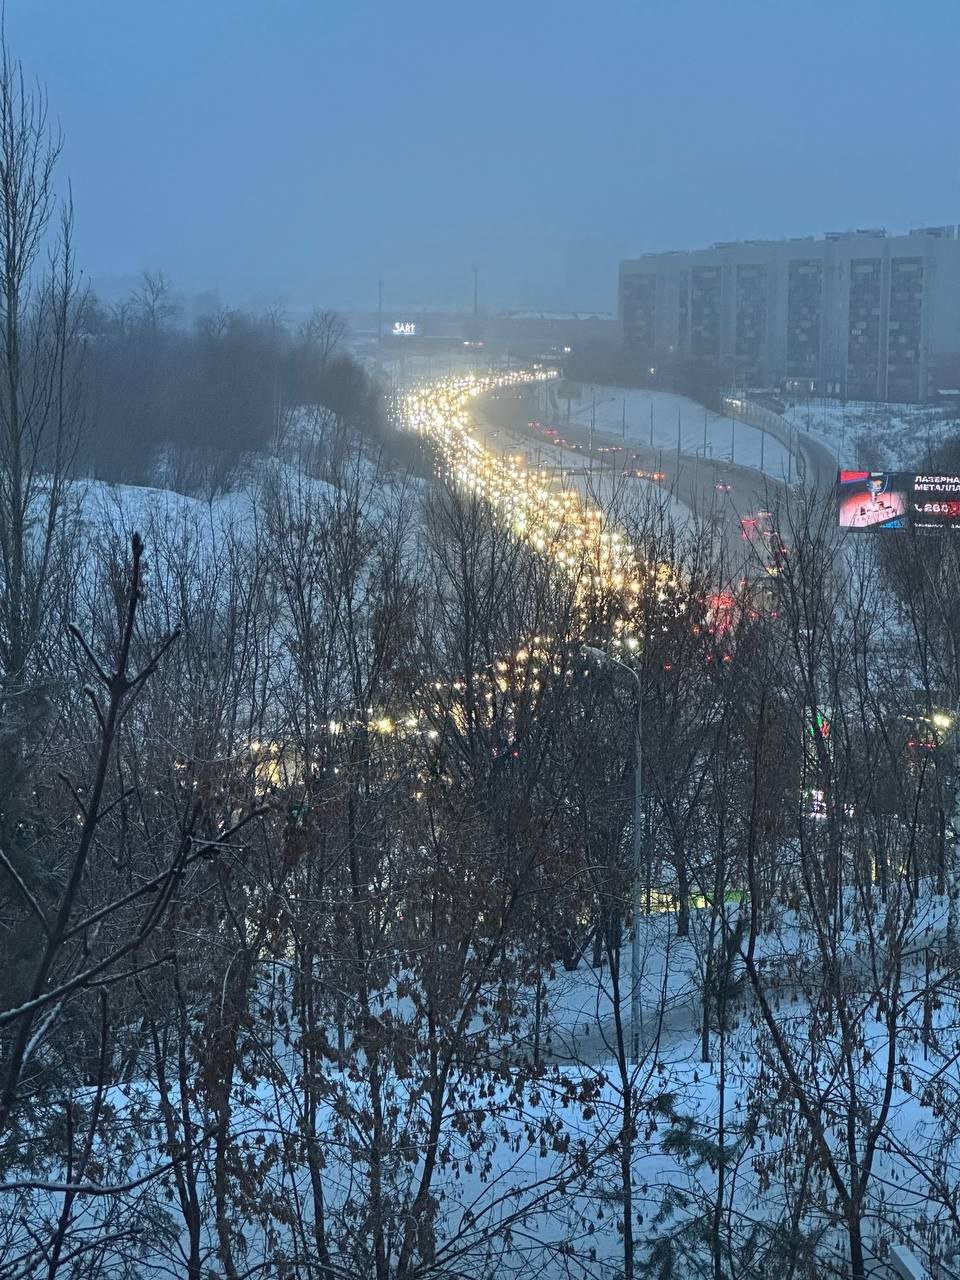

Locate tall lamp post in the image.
[583,643,645,1064]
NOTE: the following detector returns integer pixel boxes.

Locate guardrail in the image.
[722,395,807,484]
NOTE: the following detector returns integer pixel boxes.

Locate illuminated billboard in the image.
[837,471,909,529]
[838,471,960,532]
[911,474,960,529]
[391,321,417,337]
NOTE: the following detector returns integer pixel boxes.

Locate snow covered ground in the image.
[9,379,956,1278]
[68,477,258,545]
[61,453,398,563]
[781,397,960,471]
[555,384,796,481]
[11,892,955,1279]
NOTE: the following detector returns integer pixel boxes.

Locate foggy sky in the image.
[9,0,959,313]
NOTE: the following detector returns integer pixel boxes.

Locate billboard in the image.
[837,471,909,529]
[837,471,960,532]
[911,474,960,530]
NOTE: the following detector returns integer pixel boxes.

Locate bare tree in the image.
[131,270,180,333]
[0,35,84,850]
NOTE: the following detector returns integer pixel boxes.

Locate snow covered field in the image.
[556,384,796,480]
[69,477,258,545]
[61,453,396,564]
[781,397,960,471]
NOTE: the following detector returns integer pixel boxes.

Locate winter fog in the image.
[1,3,960,1279]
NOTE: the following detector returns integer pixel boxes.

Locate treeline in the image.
[77,274,383,492]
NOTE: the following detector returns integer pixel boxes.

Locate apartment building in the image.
[619,227,960,402]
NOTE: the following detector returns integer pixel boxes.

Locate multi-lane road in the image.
[476,384,804,574]
[396,366,837,591]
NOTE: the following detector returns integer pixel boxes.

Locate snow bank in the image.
[781,397,960,471]
[559,384,795,480]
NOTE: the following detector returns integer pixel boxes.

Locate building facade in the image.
[619,227,960,402]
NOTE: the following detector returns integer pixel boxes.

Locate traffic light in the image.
[803,707,833,769]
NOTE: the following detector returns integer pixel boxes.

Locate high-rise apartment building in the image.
[619,227,960,402]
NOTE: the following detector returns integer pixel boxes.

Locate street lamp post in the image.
[583,644,644,1064]
[676,406,682,468]
[731,402,736,464]
[590,388,597,476]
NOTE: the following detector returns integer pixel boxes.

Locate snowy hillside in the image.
[557,383,796,480]
[781,397,960,471]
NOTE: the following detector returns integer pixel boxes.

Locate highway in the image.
[394,366,833,600]
[475,384,796,575]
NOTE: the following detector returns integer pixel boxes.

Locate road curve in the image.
[478,390,794,574]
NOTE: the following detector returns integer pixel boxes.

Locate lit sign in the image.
[838,471,960,531]
[804,706,834,770]
[837,471,908,529]
[911,474,960,529]
[806,710,831,739]
[392,322,417,337]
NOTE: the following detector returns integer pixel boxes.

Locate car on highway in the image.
[715,481,733,493]
[741,510,789,561]
[741,511,774,541]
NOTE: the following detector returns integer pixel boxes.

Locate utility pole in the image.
[631,689,642,1062]
[760,425,765,472]
[377,276,383,350]
[677,405,682,467]
[703,406,708,458]
[590,387,596,475]
[731,403,736,464]
[582,645,645,1064]
[649,402,654,448]
[622,396,626,440]
[841,399,847,463]
[472,263,479,341]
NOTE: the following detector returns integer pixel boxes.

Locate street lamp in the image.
[582,643,645,1064]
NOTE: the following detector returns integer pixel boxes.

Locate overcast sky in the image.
[8,0,959,313]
